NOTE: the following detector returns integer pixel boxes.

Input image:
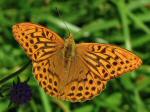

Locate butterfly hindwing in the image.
[76,43,142,81]
[62,71,107,102]
[13,23,64,62]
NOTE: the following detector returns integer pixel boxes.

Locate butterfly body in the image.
[63,35,76,73]
[13,23,142,102]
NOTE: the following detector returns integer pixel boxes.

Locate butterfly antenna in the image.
[56,7,71,37]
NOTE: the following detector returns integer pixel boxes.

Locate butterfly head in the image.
[64,34,75,47]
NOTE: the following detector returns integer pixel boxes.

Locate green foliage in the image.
[0,0,150,112]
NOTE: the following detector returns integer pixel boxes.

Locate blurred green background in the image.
[0,0,150,112]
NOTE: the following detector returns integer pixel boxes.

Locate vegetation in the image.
[0,0,150,112]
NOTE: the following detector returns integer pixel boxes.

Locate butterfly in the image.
[12,23,142,102]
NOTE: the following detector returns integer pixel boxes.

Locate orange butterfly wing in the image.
[76,43,142,81]
[13,23,64,62]
[13,23,65,100]
[59,43,142,102]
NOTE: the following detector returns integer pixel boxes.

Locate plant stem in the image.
[0,61,31,85]
[52,98,70,112]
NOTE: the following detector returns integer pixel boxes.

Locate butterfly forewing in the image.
[12,23,64,62]
[76,43,142,81]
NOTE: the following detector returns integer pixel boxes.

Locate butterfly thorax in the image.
[63,35,76,71]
